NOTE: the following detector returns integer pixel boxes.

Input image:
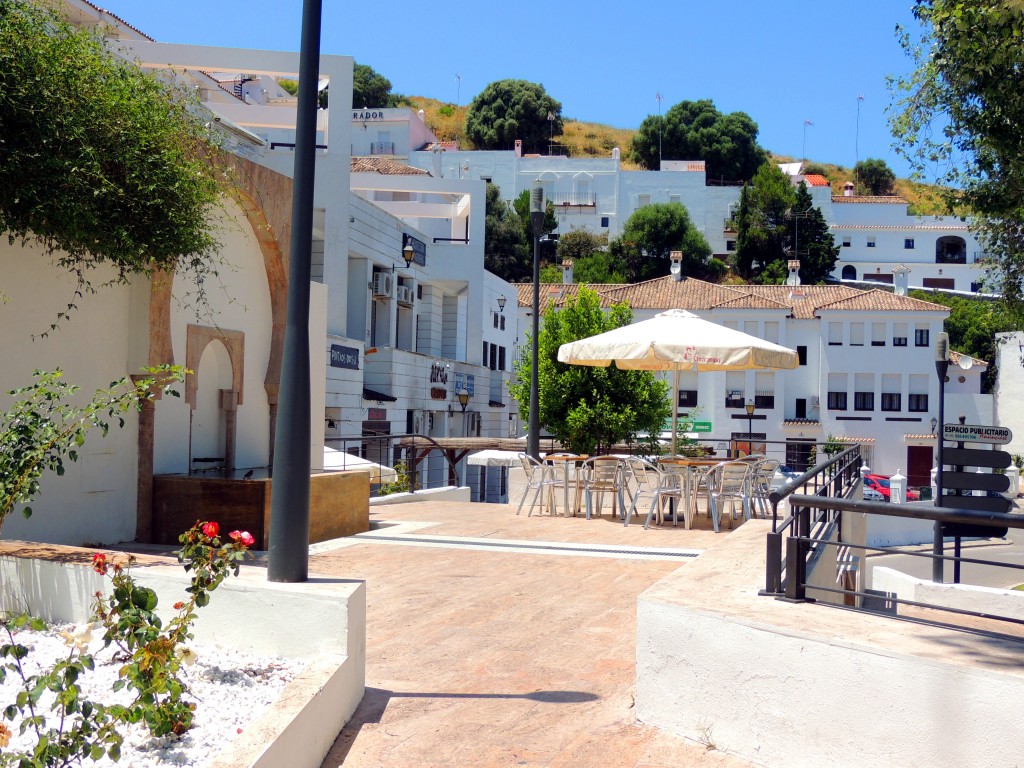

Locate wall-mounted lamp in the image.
[930,417,937,434]
[326,418,337,430]
[457,388,471,412]
[402,242,415,268]
[497,295,507,313]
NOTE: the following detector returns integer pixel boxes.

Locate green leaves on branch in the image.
[0,367,185,534]
[0,1,228,286]
[889,1,1024,303]
[465,79,563,154]
[509,287,671,455]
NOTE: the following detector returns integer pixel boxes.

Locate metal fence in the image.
[764,446,1024,633]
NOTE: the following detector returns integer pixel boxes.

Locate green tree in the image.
[483,183,529,281]
[557,229,607,264]
[889,1,1024,303]
[612,202,711,282]
[790,182,840,284]
[512,188,557,250]
[508,287,671,454]
[734,163,795,279]
[352,62,395,108]
[0,1,226,289]
[464,79,563,153]
[854,158,896,195]
[629,99,766,181]
[572,252,627,284]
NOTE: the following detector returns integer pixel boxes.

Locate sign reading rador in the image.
[942,424,1012,445]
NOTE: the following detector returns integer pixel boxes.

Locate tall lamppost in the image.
[802,119,813,162]
[267,0,323,583]
[745,400,756,456]
[932,331,949,582]
[527,183,545,459]
[656,92,663,168]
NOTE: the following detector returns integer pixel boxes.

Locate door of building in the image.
[906,445,934,488]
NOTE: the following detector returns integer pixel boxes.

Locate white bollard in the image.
[859,464,871,501]
[931,465,938,502]
[890,469,907,504]
[1006,465,1020,497]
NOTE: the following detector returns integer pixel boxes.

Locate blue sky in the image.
[99,0,926,179]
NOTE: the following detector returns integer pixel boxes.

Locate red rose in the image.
[91,553,107,575]
[201,521,219,538]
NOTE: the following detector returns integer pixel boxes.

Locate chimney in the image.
[612,147,620,164]
[843,181,855,197]
[431,147,443,178]
[562,258,574,284]
[669,250,683,282]
[514,139,523,158]
[786,259,801,286]
[893,264,911,295]
[417,109,425,122]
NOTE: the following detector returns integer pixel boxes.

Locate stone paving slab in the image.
[315,500,753,767]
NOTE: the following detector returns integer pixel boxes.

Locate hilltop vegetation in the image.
[404,95,945,212]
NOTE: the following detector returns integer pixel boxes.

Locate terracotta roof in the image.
[830,224,969,230]
[837,436,876,443]
[812,288,950,315]
[80,1,154,40]
[803,174,830,187]
[513,278,952,317]
[350,157,430,175]
[950,350,989,369]
[425,141,458,151]
[832,195,907,204]
[904,434,937,440]
[783,419,821,427]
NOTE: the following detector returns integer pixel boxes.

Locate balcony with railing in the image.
[552,192,597,208]
[370,141,395,155]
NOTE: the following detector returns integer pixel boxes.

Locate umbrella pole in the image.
[671,368,679,456]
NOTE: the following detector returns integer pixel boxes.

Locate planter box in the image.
[153,471,371,548]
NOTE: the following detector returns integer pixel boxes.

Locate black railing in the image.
[270,141,328,150]
[764,452,1024,633]
[370,141,395,155]
[936,252,967,264]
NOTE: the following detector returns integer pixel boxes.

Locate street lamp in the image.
[932,331,950,582]
[402,237,415,268]
[457,388,471,437]
[745,400,756,456]
[527,183,545,459]
[497,295,506,313]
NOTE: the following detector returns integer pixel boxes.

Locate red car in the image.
[864,474,920,502]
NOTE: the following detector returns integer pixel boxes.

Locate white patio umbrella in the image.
[556,309,799,454]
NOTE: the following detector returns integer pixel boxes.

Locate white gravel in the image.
[1,623,304,767]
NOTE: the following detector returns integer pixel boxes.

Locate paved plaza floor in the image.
[313,499,754,768]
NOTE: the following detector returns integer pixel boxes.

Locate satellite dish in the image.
[958,355,974,370]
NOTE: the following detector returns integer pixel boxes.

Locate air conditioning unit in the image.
[396,285,414,305]
[412,411,424,435]
[810,395,820,407]
[372,272,393,298]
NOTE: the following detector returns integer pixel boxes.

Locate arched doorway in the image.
[936,236,966,264]
[841,265,857,280]
[190,339,233,472]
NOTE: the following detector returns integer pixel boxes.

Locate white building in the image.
[514,270,990,487]
[1,2,516,547]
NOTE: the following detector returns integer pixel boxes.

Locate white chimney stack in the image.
[786,259,801,286]
[514,139,523,158]
[562,258,574,284]
[669,250,683,282]
[893,264,911,295]
[843,181,855,197]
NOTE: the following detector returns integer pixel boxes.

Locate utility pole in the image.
[855,94,865,188]
[656,92,663,169]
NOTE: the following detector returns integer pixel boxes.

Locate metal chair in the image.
[515,453,558,517]
[624,457,684,529]
[706,461,753,532]
[749,458,781,518]
[581,457,627,520]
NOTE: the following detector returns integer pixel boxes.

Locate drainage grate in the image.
[352,533,700,560]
